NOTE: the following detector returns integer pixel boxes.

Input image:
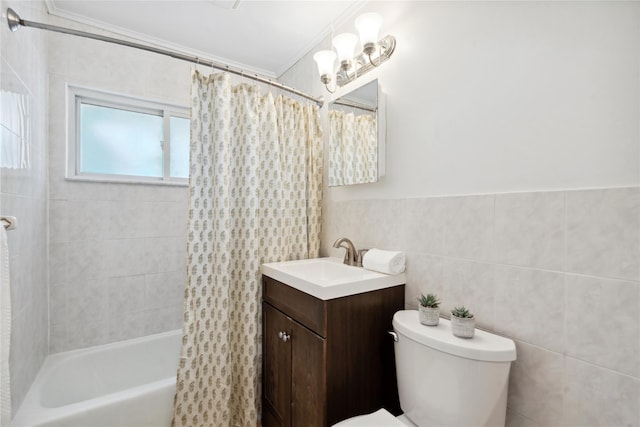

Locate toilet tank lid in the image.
[393,310,517,362]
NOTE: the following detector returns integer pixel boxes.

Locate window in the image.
[68,86,189,184]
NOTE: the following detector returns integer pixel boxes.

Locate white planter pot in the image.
[419,306,440,326]
[451,315,475,338]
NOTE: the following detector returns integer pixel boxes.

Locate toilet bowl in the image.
[334,310,516,427]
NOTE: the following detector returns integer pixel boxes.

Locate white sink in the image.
[261,257,405,300]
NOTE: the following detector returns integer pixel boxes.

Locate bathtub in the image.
[12,329,182,427]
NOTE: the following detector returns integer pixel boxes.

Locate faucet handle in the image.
[357,249,369,267]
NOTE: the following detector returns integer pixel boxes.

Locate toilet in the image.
[334,310,517,427]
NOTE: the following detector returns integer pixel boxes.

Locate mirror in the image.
[328,79,385,186]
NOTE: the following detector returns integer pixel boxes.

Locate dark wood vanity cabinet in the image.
[262,275,405,427]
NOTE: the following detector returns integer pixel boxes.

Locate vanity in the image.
[261,258,405,427]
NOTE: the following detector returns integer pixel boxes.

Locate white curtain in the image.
[172,71,322,427]
[328,110,377,186]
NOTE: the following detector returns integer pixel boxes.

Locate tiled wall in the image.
[323,187,640,426]
[0,0,49,412]
[48,184,188,351]
[46,17,192,352]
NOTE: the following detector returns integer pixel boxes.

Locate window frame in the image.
[67,84,190,186]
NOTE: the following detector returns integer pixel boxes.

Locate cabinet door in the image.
[291,320,326,426]
[263,304,291,427]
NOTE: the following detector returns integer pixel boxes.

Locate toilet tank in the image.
[392,310,516,427]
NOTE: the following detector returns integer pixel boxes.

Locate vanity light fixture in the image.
[313,12,396,93]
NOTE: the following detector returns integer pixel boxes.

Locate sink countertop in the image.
[261,257,406,300]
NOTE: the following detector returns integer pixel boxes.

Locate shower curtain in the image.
[172,71,322,427]
[328,110,377,186]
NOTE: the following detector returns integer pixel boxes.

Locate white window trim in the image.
[66,84,190,186]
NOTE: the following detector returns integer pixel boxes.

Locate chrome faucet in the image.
[333,237,358,266]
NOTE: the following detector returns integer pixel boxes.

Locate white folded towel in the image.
[362,248,406,275]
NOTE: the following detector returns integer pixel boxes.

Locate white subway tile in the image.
[442,195,494,261]
[495,191,565,270]
[564,357,639,427]
[507,341,564,427]
[566,274,639,377]
[567,187,640,281]
[494,266,565,352]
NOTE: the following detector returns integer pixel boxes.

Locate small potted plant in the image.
[450,306,475,338]
[417,293,440,326]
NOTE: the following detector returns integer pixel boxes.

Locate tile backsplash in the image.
[323,186,640,427]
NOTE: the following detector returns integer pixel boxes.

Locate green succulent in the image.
[451,306,474,319]
[417,293,440,308]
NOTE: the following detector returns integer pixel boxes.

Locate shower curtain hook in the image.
[267,78,274,97]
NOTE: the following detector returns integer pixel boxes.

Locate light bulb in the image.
[313,50,336,84]
[355,12,382,55]
[332,33,358,71]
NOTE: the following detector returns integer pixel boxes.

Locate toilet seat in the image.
[332,409,412,426]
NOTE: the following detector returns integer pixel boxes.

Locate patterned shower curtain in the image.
[328,110,377,186]
[172,71,322,427]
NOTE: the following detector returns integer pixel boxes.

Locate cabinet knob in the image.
[278,331,291,342]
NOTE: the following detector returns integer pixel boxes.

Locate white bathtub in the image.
[12,330,182,427]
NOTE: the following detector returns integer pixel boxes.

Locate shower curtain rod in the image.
[5,8,324,107]
[332,98,377,113]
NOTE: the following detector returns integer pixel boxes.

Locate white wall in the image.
[280,2,640,426]
[284,1,640,199]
